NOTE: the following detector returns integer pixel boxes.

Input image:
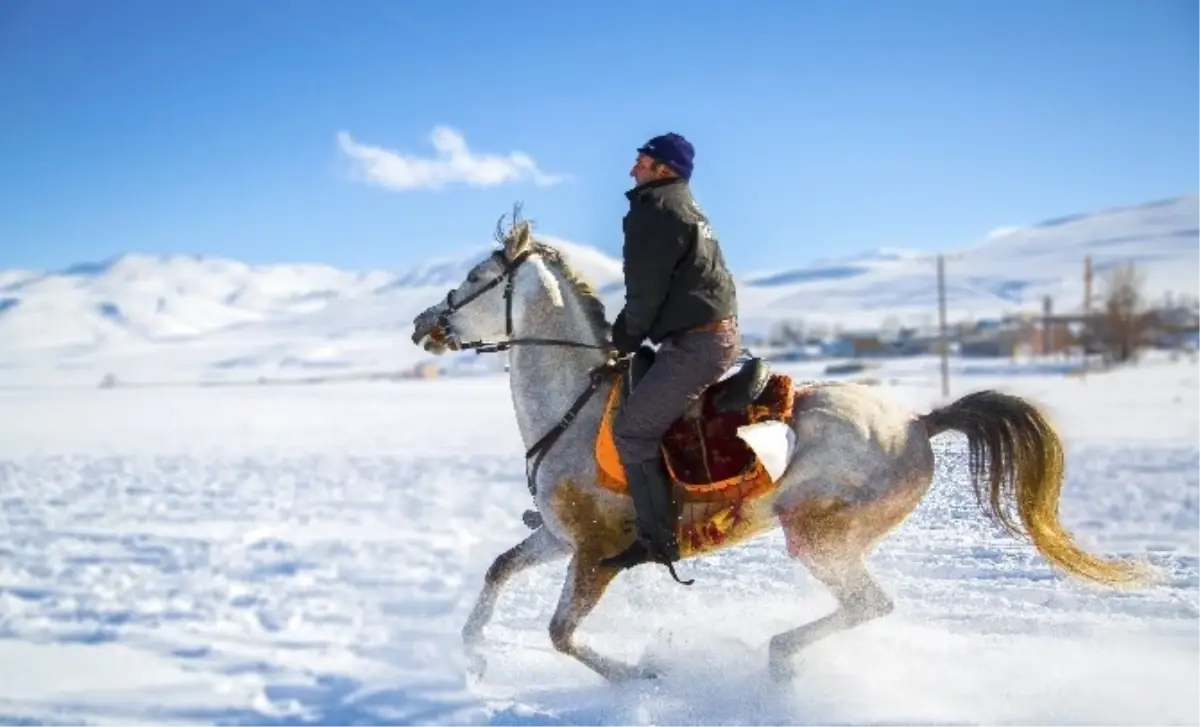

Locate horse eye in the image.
[467,273,478,283]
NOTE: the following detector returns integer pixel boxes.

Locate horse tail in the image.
[921,389,1149,587]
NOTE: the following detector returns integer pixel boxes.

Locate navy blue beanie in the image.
[638,132,694,181]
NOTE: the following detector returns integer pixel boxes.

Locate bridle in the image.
[433,246,623,526]
[435,247,609,356]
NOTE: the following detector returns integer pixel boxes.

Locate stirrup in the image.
[662,559,694,586]
[598,538,694,586]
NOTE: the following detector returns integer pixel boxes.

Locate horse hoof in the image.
[465,651,487,683]
[609,662,661,683]
[768,656,796,683]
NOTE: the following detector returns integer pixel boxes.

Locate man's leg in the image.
[602,324,741,572]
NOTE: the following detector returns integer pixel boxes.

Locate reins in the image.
[434,246,622,523]
[435,242,699,585]
[437,248,611,356]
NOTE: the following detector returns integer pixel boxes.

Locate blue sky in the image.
[1,0,1195,275]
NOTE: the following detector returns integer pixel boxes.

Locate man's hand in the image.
[611,311,640,355]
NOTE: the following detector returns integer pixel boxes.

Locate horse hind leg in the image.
[768,495,909,681]
[462,526,569,679]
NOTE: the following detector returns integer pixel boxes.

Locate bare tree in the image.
[1098,262,1148,364]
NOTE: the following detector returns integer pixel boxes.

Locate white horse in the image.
[410,209,1147,683]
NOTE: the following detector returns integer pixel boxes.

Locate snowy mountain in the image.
[0,239,618,354]
[0,253,393,350]
[0,194,1195,384]
[733,194,1198,334]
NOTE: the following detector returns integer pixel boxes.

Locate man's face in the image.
[629,153,666,186]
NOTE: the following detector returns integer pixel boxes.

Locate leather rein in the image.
[434,248,622,527]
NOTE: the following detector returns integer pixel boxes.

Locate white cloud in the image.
[336,126,565,191]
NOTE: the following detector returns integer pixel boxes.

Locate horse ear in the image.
[503,221,532,262]
[506,221,532,259]
[497,202,532,261]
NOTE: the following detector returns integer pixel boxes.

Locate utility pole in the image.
[1083,255,1093,377]
[937,254,949,398]
[1083,255,1093,315]
[1042,295,1054,359]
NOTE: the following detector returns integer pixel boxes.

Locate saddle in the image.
[597,344,796,497]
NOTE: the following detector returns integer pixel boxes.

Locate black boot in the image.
[598,459,693,585]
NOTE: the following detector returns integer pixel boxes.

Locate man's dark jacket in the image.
[614,177,738,347]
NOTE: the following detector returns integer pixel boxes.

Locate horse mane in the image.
[493,202,611,336]
[531,239,611,335]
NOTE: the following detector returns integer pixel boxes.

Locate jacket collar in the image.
[625,176,687,203]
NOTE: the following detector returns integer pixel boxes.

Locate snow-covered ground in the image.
[0,353,1195,725]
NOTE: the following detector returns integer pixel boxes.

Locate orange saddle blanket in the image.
[594,371,796,504]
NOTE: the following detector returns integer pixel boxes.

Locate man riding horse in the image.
[602,132,741,573]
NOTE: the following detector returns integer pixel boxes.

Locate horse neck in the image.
[506,258,611,449]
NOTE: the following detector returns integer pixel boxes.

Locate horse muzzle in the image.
[412,315,457,354]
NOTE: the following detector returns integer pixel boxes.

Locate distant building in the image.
[959,338,1007,358]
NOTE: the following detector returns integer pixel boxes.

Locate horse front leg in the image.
[548,552,656,683]
[463,525,569,680]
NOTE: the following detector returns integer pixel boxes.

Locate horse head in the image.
[411,203,538,355]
